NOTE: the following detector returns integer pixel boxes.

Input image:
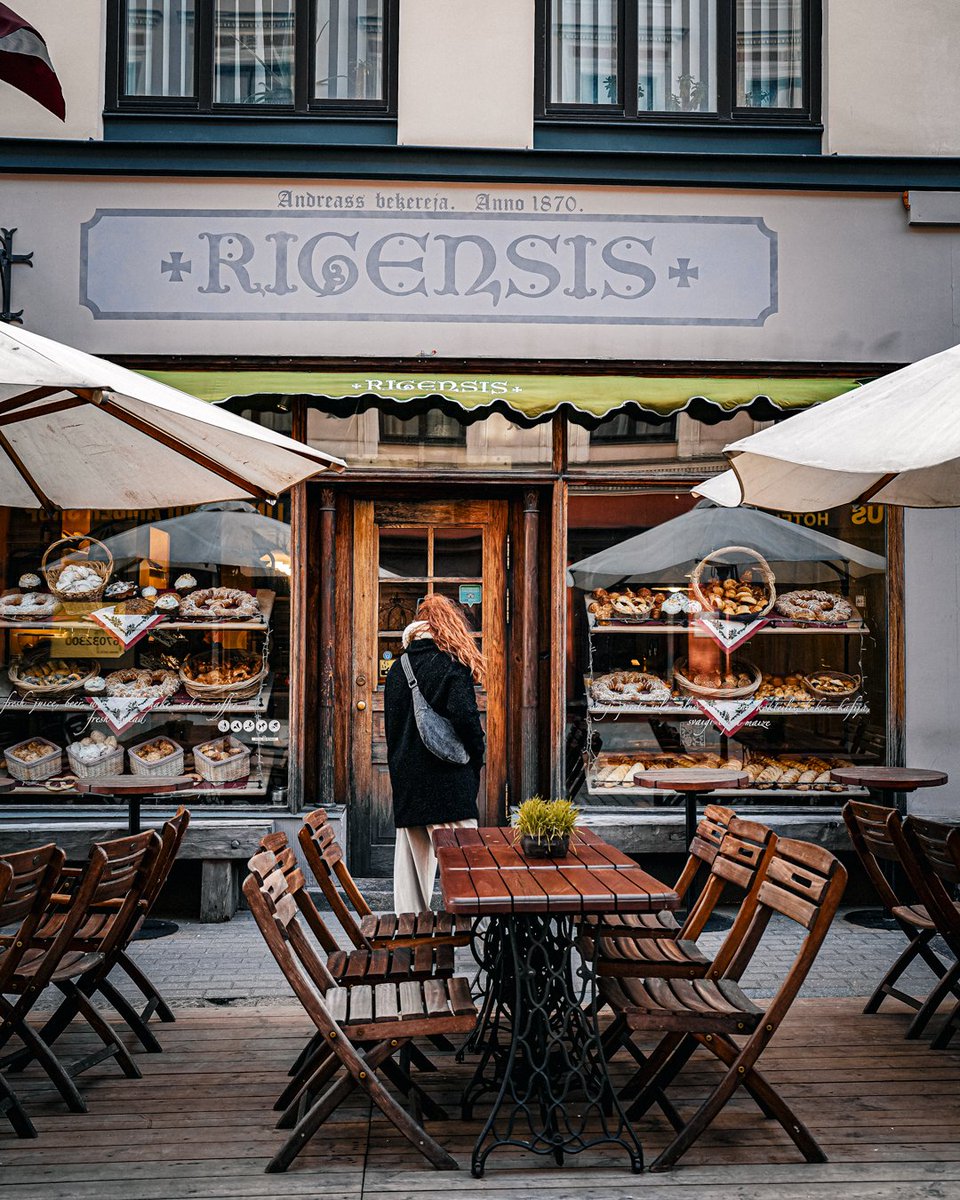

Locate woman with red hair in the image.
[384,593,485,914]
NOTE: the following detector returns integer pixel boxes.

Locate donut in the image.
[0,591,60,620]
[179,587,261,622]
[775,590,854,624]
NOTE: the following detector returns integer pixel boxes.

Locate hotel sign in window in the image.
[542,0,816,121]
[111,0,394,113]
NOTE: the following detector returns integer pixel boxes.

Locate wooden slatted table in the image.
[435,825,678,1177]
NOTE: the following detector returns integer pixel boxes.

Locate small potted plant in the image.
[514,796,581,859]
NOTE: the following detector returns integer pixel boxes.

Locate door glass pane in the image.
[433,529,483,578]
[124,0,195,97]
[736,0,804,108]
[378,583,422,632]
[638,0,718,113]
[379,527,427,578]
[315,0,385,100]
[550,0,619,105]
[214,0,295,105]
[435,582,483,631]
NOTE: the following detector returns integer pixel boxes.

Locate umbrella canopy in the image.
[694,344,960,511]
[0,323,344,510]
[567,501,885,590]
[99,502,291,574]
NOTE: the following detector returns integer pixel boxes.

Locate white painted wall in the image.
[397,0,533,149]
[904,508,960,815]
[825,0,960,156]
[0,0,105,141]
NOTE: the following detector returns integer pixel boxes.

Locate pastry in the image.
[196,737,245,763]
[6,739,56,763]
[104,580,137,601]
[115,597,155,616]
[84,676,106,695]
[104,668,177,699]
[11,658,86,688]
[805,671,859,697]
[131,738,178,764]
[18,573,41,590]
[52,563,103,597]
[591,671,670,706]
[180,588,261,622]
[0,591,60,620]
[67,732,119,762]
[775,590,854,624]
[141,586,158,600]
[174,573,197,595]
[181,653,260,687]
[155,593,180,615]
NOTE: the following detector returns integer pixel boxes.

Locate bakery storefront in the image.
[1,175,952,894]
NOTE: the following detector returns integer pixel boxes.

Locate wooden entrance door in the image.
[349,499,508,875]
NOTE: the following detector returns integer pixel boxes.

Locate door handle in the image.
[356,700,367,711]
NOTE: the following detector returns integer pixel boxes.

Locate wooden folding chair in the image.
[32,809,192,1055]
[844,801,960,1037]
[600,838,847,1171]
[243,851,477,1173]
[260,831,456,984]
[0,844,65,1137]
[893,815,960,1049]
[580,804,737,945]
[298,808,470,950]
[1,831,161,1103]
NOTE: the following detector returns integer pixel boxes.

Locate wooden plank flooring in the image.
[1,998,959,1198]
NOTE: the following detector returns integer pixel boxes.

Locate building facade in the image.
[2,1,960,910]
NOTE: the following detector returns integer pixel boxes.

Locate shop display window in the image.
[0,503,290,812]
[565,488,888,808]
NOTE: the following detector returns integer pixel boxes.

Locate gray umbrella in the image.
[566,501,885,590]
[100,502,290,574]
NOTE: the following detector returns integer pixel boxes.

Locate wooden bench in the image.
[0,813,273,922]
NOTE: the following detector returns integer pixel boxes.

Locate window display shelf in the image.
[0,589,276,632]
[585,781,868,800]
[2,776,271,801]
[587,701,868,718]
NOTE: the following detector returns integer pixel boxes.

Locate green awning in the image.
[143,370,861,427]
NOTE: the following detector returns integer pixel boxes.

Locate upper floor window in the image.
[541,0,818,122]
[111,0,395,113]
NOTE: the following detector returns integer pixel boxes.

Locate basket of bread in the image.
[690,546,776,621]
[42,534,113,603]
[802,669,861,700]
[8,657,100,699]
[193,735,250,784]
[4,737,62,782]
[128,736,184,777]
[179,649,267,701]
[66,731,123,779]
[673,657,761,699]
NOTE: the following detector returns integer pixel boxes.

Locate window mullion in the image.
[621,0,636,118]
[716,0,735,118]
[196,1,214,109]
[296,0,313,110]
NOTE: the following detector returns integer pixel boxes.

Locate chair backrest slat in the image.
[142,807,191,912]
[843,799,902,914]
[299,808,371,948]
[255,834,341,954]
[0,844,65,986]
[682,815,775,946]
[899,816,960,948]
[672,805,736,901]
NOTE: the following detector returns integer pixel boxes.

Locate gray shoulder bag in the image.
[400,653,470,765]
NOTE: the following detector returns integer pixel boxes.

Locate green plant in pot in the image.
[514,797,581,859]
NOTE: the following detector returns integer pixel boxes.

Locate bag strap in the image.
[400,654,419,691]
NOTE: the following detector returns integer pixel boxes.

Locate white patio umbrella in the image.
[0,323,344,510]
[567,500,885,590]
[694,343,960,511]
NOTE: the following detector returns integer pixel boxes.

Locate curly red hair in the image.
[416,593,485,685]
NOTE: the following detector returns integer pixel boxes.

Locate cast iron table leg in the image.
[128,795,141,836]
[467,913,643,1178]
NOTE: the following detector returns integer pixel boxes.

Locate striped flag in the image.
[0,2,65,119]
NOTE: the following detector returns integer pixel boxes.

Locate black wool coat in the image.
[383,637,485,828]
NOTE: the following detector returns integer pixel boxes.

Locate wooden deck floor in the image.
[2,997,959,1199]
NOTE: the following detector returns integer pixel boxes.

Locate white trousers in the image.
[393,819,478,915]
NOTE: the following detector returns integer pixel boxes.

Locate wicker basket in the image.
[4,738,62,782]
[193,736,250,784]
[67,742,124,780]
[42,534,113,603]
[9,659,100,700]
[674,657,761,699]
[803,670,862,701]
[128,736,184,777]
[690,546,776,621]
[179,651,267,703]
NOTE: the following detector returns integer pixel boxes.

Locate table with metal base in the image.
[632,768,750,932]
[832,767,949,930]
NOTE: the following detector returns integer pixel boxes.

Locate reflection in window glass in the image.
[638,0,717,113]
[736,0,803,108]
[434,529,483,579]
[379,411,466,445]
[379,528,428,578]
[124,0,195,97]
[550,0,619,105]
[214,0,295,105]
[315,0,385,100]
[590,413,678,444]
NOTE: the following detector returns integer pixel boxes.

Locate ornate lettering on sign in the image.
[80,209,777,325]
